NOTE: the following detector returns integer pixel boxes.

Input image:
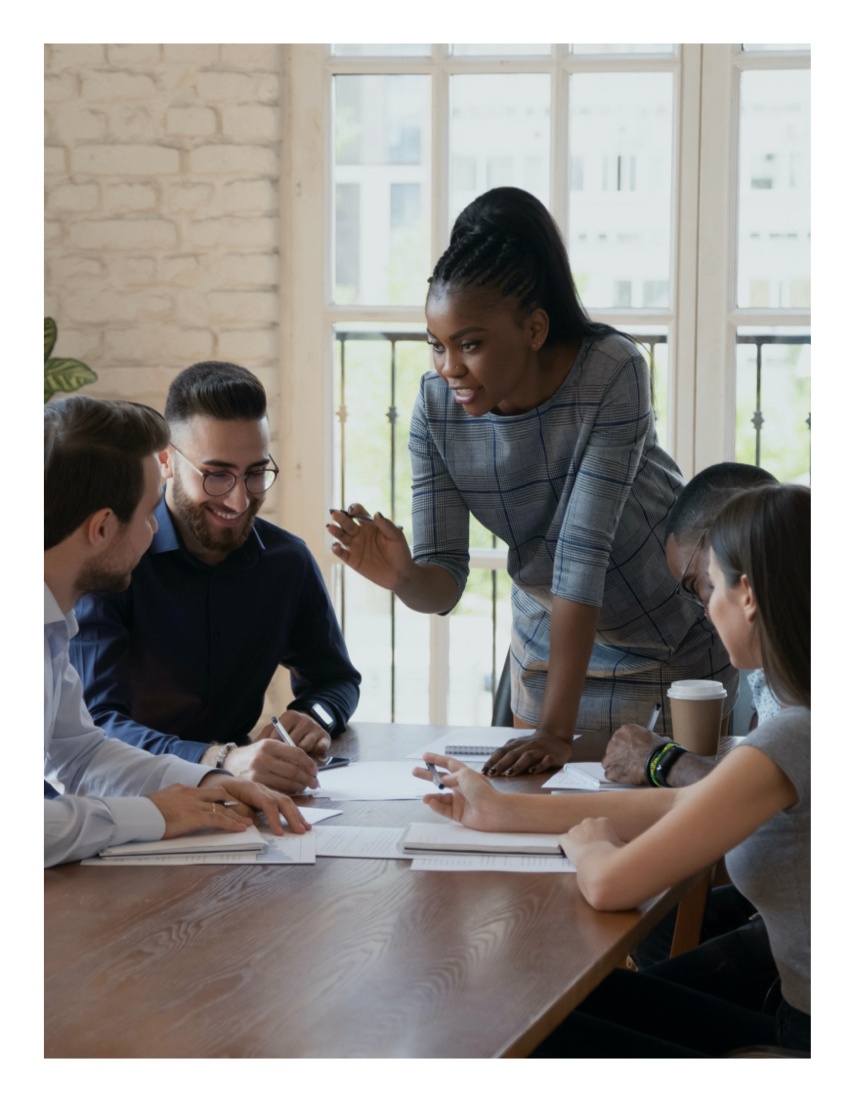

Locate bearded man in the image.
[71,362,360,795]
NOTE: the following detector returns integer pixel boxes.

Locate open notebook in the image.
[98,825,267,859]
[403,822,564,856]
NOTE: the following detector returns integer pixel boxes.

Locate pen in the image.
[425,761,446,790]
[646,705,662,731]
[270,715,298,748]
[332,508,404,530]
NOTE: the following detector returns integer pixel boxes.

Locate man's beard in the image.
[172,471,260,557]
[76,552,133,598]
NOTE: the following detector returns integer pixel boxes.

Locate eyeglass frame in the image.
[169,443,279,498]
[678,531,708,609]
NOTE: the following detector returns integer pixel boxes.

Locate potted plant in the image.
[44,317,97,402]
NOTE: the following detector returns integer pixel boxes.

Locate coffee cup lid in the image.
[666,679,727,700]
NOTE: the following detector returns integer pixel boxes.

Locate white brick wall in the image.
[44,43,283,420]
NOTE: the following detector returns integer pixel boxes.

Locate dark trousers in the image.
[632,884,758,969]
[645,911,780,1012]
[531,967,809,1058]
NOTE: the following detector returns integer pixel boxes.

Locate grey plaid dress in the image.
[409,332,736,755]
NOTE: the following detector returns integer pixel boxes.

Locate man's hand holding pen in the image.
[214,729,321,795]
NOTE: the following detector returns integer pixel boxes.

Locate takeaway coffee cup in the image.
[666,680,728,756]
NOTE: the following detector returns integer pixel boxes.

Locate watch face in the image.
[311,702,334,730]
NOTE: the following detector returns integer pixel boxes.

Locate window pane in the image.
[450,44,552,56]
[735,327,810,482]
[332,324,435,722]
[449,74,550,221]
[567,73,673,309]
[332,44,431,56]
[572,44,674,55]
[334,75,431,305]
[626,325,670,453]
[742,44,810,52]
[447,569,512,725]
[737,70,810,309]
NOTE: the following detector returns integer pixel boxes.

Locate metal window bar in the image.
[736,333,811,468]
[336,329,812,718]
[335,327,671,721]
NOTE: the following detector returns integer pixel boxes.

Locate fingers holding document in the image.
[198,774,311,836]
[147,782,257,840]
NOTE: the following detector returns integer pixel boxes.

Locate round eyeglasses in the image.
[678,532,708,609]
[170,444,279,497]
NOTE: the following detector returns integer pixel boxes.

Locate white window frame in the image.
[279,43,809,723]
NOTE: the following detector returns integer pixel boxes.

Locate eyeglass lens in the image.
[203,470,277,496]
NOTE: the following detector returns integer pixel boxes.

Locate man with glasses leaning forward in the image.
[601,461,779,791]
[70,361,360,795]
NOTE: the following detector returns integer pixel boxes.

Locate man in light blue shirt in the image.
[44,395,308,867]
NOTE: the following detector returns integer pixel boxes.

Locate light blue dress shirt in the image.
[44,584,211,866]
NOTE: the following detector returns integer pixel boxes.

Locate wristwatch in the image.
[215,742,237,769]
[646,741,687,788]
[309,702,335,733]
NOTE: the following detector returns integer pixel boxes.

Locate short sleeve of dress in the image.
[409,376,471,599]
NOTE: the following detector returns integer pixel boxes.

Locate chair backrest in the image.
[491,650,513,727]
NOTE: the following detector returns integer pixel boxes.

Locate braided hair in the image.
[428,187,614,345]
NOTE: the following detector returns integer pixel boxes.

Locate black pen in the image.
[425,762,446,790]
[332,508,404,530]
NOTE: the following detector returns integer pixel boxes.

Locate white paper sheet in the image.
[308,761,431,800]
[542,761,634,792]
[291,807,342,825]
[98,825,267,858]
[83,830,317,866]
[410,854,575,873]
[314,824,408,859]
[403,821,563,854]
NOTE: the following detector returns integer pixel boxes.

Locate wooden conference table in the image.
[44,722,706,1059]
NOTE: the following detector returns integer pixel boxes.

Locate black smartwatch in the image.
[648,741,688,788]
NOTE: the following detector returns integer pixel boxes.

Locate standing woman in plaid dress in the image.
[328,187,735,772]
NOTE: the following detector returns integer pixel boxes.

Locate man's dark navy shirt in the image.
[70,495,361,762]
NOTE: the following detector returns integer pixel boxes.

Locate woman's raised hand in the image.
[327,504,413,590]
[412,753,511,832]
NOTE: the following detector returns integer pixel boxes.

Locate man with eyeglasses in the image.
[45,394,308,866]
[602,461,779,789]
[70,361,360,795]
[600,462,783,994]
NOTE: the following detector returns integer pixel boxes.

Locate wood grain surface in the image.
[45,723,697,1058]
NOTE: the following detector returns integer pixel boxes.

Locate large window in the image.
[282,44,810,724]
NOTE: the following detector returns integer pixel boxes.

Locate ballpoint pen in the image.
[331,508,404,530]
[425,761,446,790]
[270,715,298,748]
[646,705,662,731]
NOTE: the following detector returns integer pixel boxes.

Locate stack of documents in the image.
[99,827,267,859]
[542,761,633,792]
[402,822,574,873]
[86,822,324,866]
[403,821,563,855]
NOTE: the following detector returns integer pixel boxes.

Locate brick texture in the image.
[44,43,283,421]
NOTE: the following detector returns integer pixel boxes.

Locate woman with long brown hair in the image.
[415,483,810,1055]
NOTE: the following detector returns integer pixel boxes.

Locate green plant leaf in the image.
[44,358,99,402]
[44,317,58,362]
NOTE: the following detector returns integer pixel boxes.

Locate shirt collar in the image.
[150,491,267,564]
[44,582,78,639]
